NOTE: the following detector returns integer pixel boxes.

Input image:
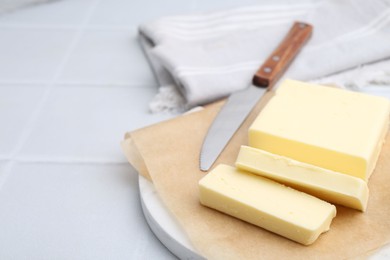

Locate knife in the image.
[200,21,313,171]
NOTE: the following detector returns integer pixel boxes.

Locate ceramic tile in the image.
[0,161,7,172]
[0,28,76,81]
[0,85,47,157]
[0,0,94,26]
[18,86,173,161]
[88,0,310,26]
[0,161,10,184]
[59,29,156,85]
[0,162,176,259]
[89,0,195,26]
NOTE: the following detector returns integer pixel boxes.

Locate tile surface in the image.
[89,0,195,26]
[0,162,175,259]
[0,28,76,82]
[18,86,172,161]
[0,85,46,157]
[0,0,178,258]
[59,30,157,85]
[0,0,94,26]
[0,161,11,185]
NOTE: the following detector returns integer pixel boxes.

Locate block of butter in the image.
[199,164,336,245]
[236,145,369,211]
[249,79,390,181]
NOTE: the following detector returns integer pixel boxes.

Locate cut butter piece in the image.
[236,145,369,211]
[199,164,336,245]
[249,79,390,181]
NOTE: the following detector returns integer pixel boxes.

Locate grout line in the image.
[0,80,157,88]
[0,157,128,188]
[53,83,157,89]
[0,79,48,85]
[0,0,103,190]
[0,156,128,165]
[0,23,138,31]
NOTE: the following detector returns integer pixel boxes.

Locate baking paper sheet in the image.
[122,92,390,259]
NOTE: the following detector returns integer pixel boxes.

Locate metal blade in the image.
[199,22,313,171]
[200,85,267,171]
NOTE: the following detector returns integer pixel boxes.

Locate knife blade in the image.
[200,21,313,171]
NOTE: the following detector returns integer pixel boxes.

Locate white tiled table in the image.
[1,0,281,258]
[1,0,389,259]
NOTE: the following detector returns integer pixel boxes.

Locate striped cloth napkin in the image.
[139,0,390,113]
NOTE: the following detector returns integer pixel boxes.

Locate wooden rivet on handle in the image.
[252,21,313,87]
[299,22,307,28]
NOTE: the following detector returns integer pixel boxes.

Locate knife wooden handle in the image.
[252,21,313,88]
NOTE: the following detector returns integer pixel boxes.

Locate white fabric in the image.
[139,0,390,113]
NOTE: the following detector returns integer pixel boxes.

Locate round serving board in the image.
[138,175,204,259]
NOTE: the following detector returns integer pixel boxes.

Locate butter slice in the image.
[199,164,336,245]
[249,79,390,181]
[236,145,369,211]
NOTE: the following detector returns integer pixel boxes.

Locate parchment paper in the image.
[122,92,390,259]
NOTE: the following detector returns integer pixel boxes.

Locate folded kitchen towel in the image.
[139,0,390,113]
